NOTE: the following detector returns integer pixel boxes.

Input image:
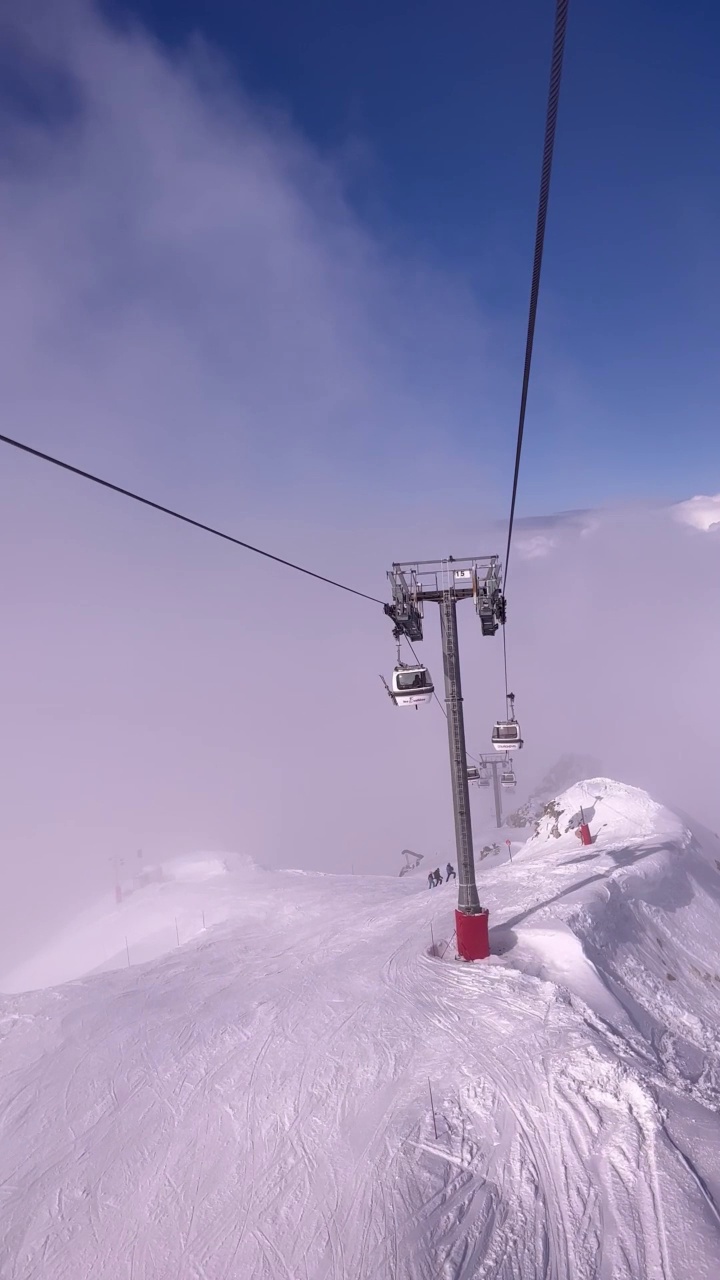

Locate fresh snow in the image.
[2,778,720,1278]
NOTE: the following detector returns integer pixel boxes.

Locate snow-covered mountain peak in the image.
[528,776,689,849]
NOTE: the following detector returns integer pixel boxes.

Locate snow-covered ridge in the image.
[0,851,260,994]
[505,753,603,829]
[529,775,687,846]
[1,778,720,1278]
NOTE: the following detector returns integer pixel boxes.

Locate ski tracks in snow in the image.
[382,942,702,1279]
[1,869,720,1279]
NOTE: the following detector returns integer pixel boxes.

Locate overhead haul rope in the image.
[0,432,384,606]
[501,0,570,704]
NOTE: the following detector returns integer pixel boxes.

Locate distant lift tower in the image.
[385,557,505,960]
[467,756,506,829]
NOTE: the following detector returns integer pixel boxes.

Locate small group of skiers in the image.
[428,863,456,888]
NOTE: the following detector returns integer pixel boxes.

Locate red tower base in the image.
[455,908,490,961]
[577,822,592,846]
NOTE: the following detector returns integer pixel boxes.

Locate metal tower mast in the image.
[439,591,479,912]
[467,756,506,829]
[492,759,503,830]
[384,556,505,957]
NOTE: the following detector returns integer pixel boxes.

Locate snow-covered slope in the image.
[2,778,720,1279]
[0,853,257,993]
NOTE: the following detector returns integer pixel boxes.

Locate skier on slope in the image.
[428,871,435,889]
[433,868,443,886]
[446,862,456,881]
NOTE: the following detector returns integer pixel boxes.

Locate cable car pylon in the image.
[467,755,506,828]
[383,557,505,961]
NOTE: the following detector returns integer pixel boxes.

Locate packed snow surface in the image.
[2,779,720,1279]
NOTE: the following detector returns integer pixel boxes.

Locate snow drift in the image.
[1,778,720,1279]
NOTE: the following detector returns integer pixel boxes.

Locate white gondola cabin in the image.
[478,765,491,788]
[492,691,523,751]
[492,720,523,751]
[500,764,517,789]
[391,663,434,708]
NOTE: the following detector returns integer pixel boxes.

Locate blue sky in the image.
[102,0,720,508]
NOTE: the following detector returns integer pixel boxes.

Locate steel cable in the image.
[0,432,384,606]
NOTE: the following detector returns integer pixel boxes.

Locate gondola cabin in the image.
[500,766,517,789]
[478,768,491,788]
[492,720,523,751]
[391,664,434,708]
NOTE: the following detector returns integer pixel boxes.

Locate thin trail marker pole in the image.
[202,910,206,930]
[125,936,130,967]
[430,922,436,954]
[175,917,180,947]
[428,1079,438,1140]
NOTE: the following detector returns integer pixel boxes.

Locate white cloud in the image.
[0,0,506,514]
[515,533,557,559]
[511,510,600,559]
[671,494,720,532]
